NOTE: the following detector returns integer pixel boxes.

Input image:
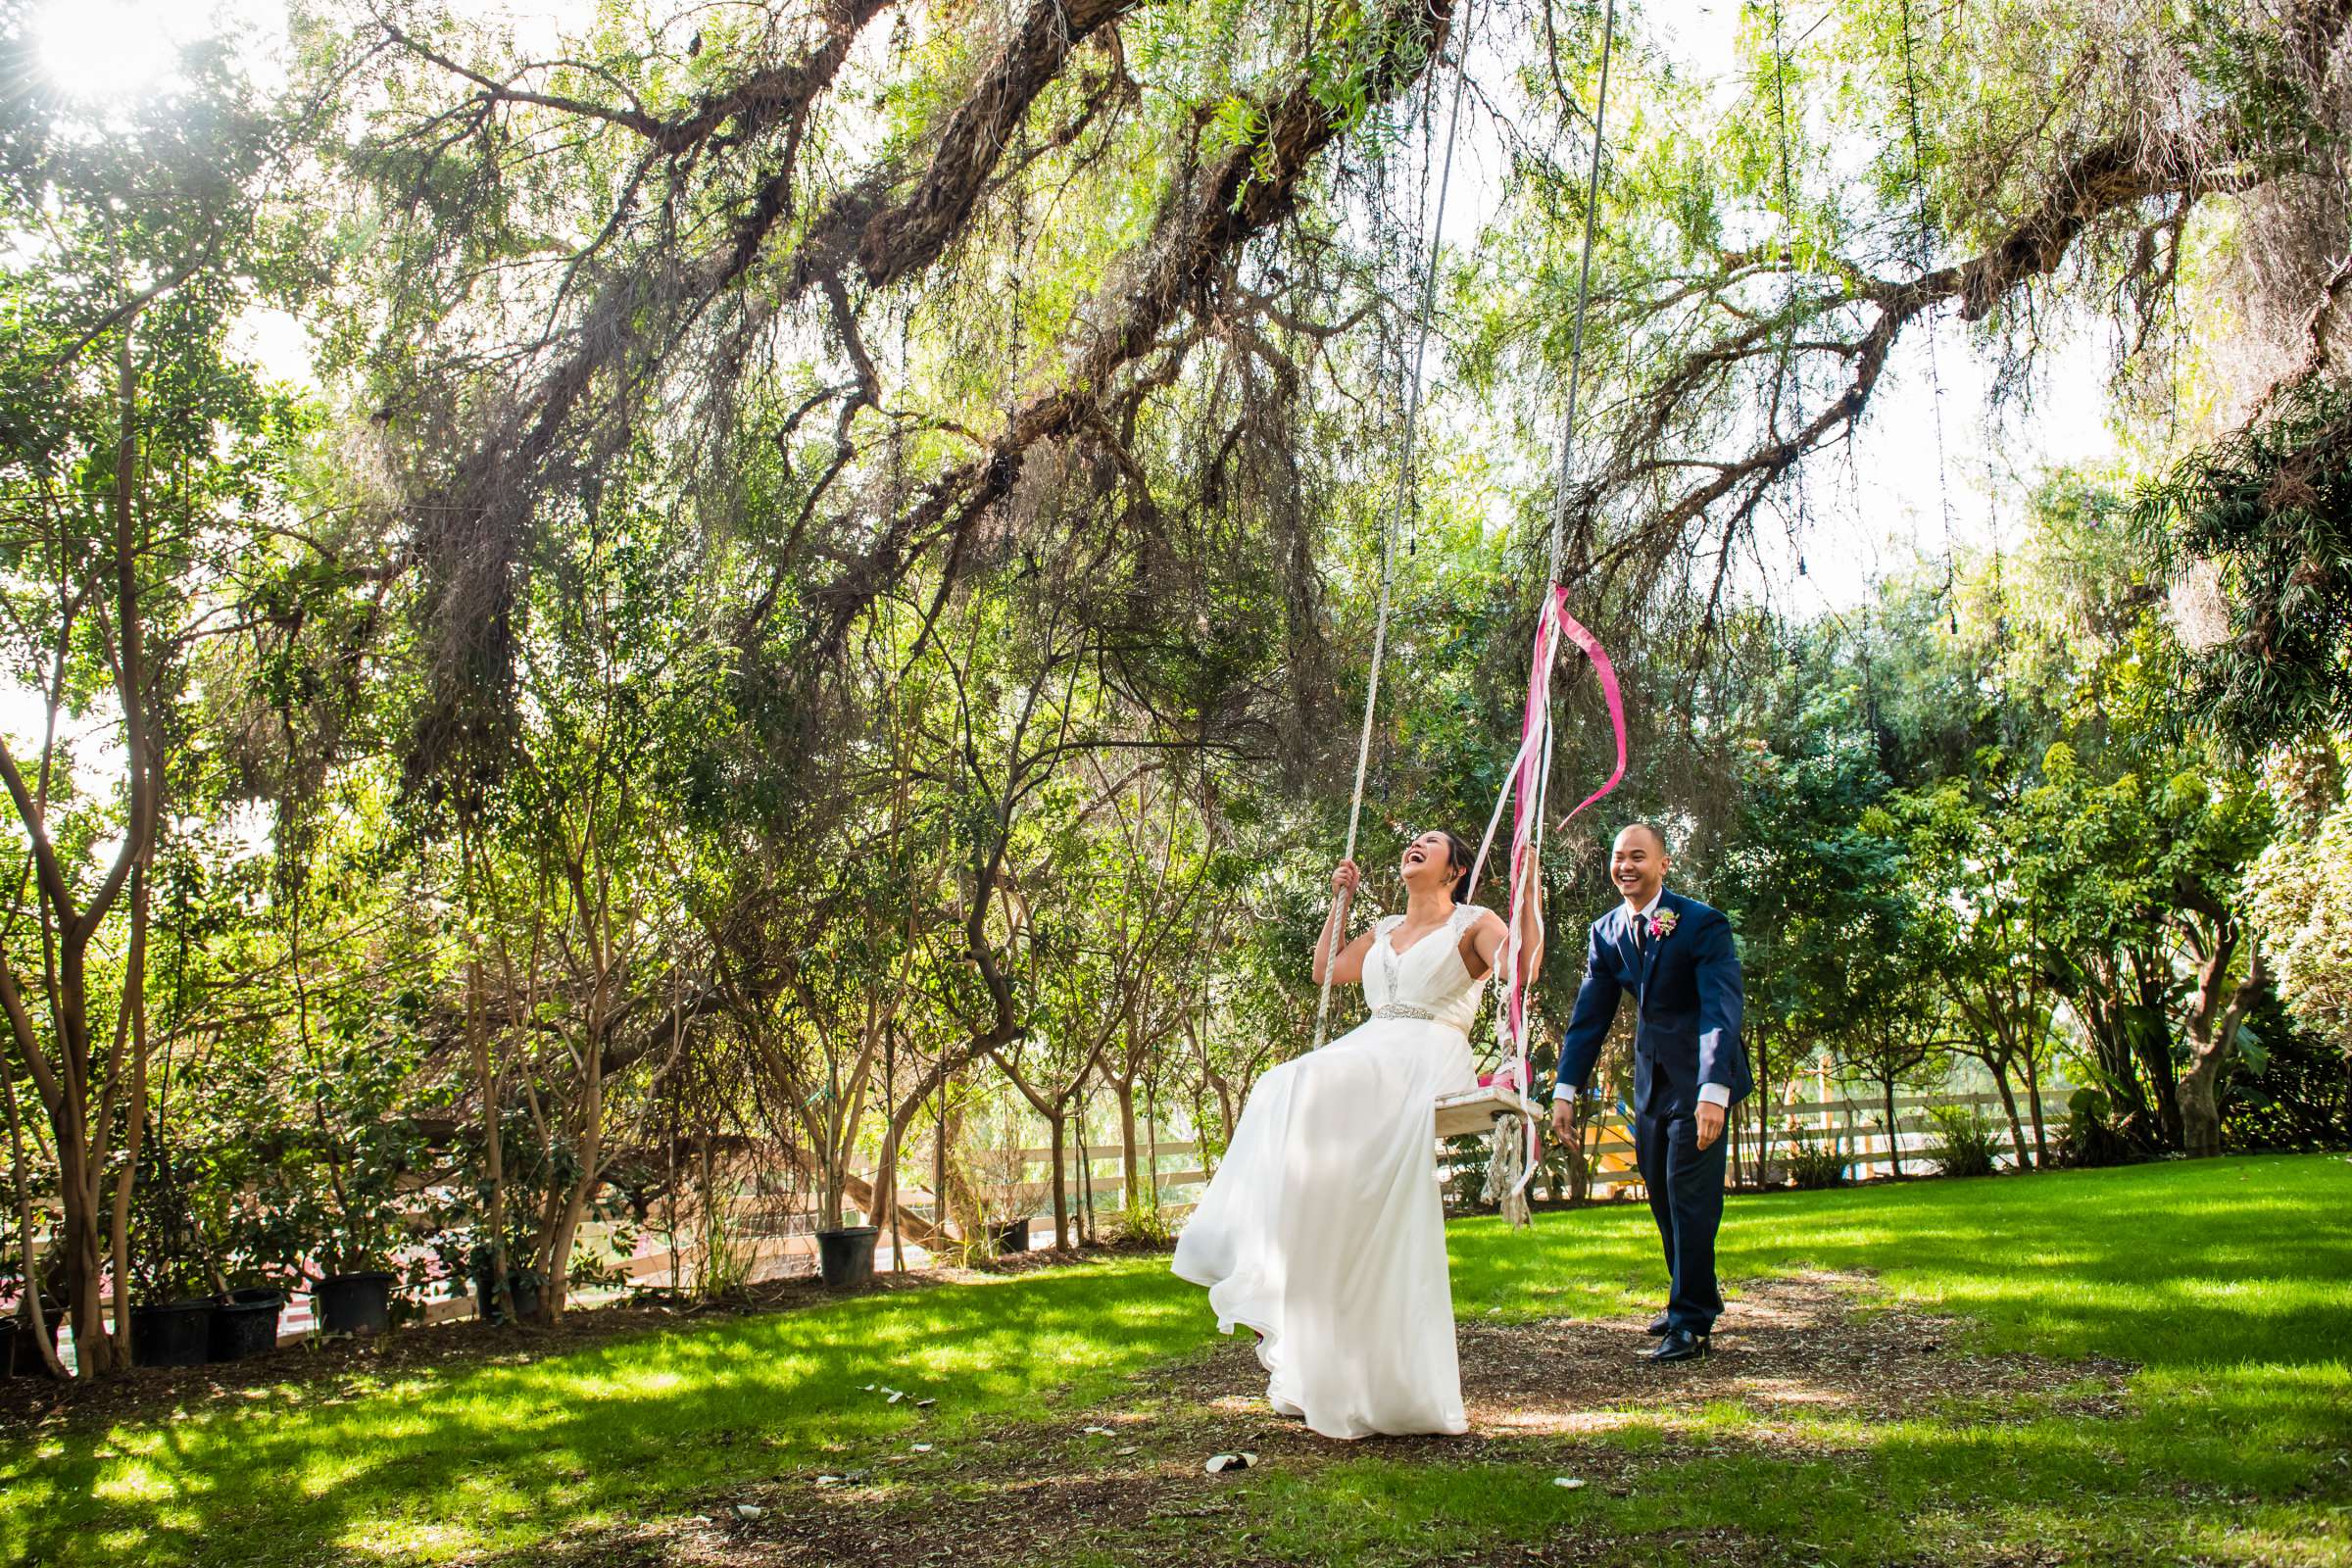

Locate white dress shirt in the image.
[1628,890,1732,1111]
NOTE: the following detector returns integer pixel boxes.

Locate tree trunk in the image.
[2022,1051,2049,1168]
[2180,943,2267,1158]
[1113,1076,1139,1212]
[1048,1111,1069,1250]
[934,1066,953,1245]
[0,1046,66,1379]
[107,863,152,1369]
[871,1099,923,1248]
[1078,1112,1096,1246]
[56,1109,122,1376]
[2177,1054,2227,1158]
[539,960,609,1321]
[466,942,514,1324]
[1988,1058,2030,1168]
[1883,1078,1904,1179]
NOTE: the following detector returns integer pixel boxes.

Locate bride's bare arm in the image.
[1461,848,1544,985]
[1312,859,1375,985]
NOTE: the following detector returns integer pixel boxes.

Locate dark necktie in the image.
[1634,912,1649,955]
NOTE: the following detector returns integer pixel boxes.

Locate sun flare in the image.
[34,0,182,100]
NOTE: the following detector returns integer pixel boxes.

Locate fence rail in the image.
[828,1087,2053,1228]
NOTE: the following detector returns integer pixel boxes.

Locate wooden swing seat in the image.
[1433,1083,1541,1140]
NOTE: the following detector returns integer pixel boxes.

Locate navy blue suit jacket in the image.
[1552,890,1752,1119]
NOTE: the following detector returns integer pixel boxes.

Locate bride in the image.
[1172,829,1541,1440]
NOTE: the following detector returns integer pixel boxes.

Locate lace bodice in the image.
[1362,903,1488,1035]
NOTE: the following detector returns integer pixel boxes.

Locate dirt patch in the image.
[582,1272,2133,1568]
[1456,1271,2134,1436]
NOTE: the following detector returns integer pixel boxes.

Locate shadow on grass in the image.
[7,1154,2349,1567]
[1454,1152,2352,1375]
[1,1260,1215,1568]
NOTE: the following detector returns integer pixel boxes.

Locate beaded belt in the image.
[1371,1002,1465,1034]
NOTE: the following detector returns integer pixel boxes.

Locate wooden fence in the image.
[813,1083,2049,1236]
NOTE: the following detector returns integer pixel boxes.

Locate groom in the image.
[1548,823,1752,1363]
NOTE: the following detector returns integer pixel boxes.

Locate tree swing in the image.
[1308,0,1629,1219]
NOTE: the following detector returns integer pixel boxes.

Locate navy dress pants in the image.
[1634,1100,1729,1335]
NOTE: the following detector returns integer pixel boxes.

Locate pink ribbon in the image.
[1542,588,1629,827]
[1467,584,1625,1204]
[1497,585,1625,1047]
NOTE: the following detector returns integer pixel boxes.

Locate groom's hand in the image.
[1694,1101,1726,1150]
[1548,1097,1576,1146]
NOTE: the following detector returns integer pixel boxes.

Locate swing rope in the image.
[1310,0,1488,1054]
[1307,0,1630,1230]
[1451,0,1626,1224]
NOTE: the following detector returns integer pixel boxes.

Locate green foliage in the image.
[1114,1199,1177,1249]
[2052,1087,2132,1169]
[1929,1103,2003,1178]
[2139,375,2352,753]
[0,0,2336,1354]
[1781,1123,1849,1189]
[2224,991,2352,1152]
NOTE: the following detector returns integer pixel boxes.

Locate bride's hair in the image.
[1435,829,1475,904]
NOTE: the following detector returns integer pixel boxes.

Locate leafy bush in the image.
[1783,1124,1849,1189]
[1931,1105,2003,1178]
[2055,1087,2132,1168]
[1115,1200,1175,1249]
[2224,993,2352,1152]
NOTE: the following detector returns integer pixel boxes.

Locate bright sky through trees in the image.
[20,0,2121,620]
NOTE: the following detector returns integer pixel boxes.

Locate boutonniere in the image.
[1649,908,1682,940]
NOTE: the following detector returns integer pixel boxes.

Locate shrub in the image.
[1931,1104,2003,1178]
[1115,1200,1175,1249]
[1783,1124,1848,1189]
[2054,1087,2132,1168]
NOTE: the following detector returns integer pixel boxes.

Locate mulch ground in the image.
[534,1272,2137,1568]
[0,1243,1137,1434]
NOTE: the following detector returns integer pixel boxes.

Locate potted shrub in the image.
[969,1114,1035,1259]
[467,1243,545,1324]
[1,1241,66,1379]
[209,1285,287,1361]
[1,1199,66,1377]
[126,1134,224,1368]
[124,1251,220,1370]
[255,1025,443,1338]
[816,1223,878,1286]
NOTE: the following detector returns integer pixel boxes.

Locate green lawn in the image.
[6,1153,2348,1567]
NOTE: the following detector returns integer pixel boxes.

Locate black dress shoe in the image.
[1645,1328,1709,1363]
[1646,1311,1671,1337]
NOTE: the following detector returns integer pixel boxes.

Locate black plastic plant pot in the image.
[315,1271,397,1336]
[816,1226,879,1287]
[6,1302,62,1377]
[474,1269,543,1324]
[992,1218,1032,1254]
[209,1290,285,1361]
[131,1298,219,1368]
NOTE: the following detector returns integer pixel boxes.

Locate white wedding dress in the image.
[1172,902,1485,1440]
